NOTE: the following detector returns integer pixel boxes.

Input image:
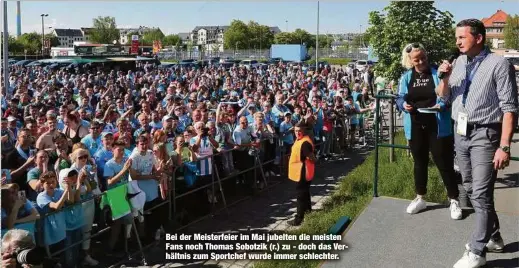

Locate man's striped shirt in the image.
[445,50,518,124]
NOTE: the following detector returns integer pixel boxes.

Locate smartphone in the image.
[29,149,36,157]
[18,190,26,203]
[1,169,12,185]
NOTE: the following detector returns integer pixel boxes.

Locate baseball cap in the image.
[162,115,172,122]
[59,168,79,181]
[284,112,292,116]
[7,116,17,122]
[101,132,113,138]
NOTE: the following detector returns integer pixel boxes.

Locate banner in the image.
[131,35,139,55]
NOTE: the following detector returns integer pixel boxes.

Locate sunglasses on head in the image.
[405,43,422,53]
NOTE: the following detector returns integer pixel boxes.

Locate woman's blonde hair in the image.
[401,43,427,69]
[71,148,90,163]
[72,143,87,153]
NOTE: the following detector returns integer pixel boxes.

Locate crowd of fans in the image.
[0,58,383,267]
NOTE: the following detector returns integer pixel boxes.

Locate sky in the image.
[4,1,519,36]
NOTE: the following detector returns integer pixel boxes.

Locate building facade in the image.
[482,10,509,49]
[51,29,85,48]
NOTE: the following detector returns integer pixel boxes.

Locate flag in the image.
[100,184,132,220]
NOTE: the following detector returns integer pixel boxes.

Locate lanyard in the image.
[462,51,488,107]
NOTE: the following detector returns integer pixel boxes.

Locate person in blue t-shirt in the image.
[81,120,103,156]
[36,171,69,266]
[58,168,86,268]
[279,112,295,154]
[93,132,114,191]
[1,183,40,238]
[103,141,134,254]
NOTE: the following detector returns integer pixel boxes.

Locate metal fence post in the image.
[389,98,394,163]
[373,96,380,197]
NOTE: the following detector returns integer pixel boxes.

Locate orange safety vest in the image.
[288,136,315,182]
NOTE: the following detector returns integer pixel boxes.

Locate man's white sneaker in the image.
[486,237,505,252]
[450,199,463,220]
[406,197,427,214]
[82,255,99,266]
[453,251,486,268]
[465,237,505,253]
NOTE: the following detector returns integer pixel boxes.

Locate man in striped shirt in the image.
[437,19,518,268]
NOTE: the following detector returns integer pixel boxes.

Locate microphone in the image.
[438,51,460,79]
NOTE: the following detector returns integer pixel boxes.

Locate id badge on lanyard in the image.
[458,60,481,136]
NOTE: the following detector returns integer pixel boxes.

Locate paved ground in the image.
[322,196,519,268]
[494,133,519,216]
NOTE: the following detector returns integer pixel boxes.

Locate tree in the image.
[142,28,165,46]
[90,16,120,44]
[45,34,60,47]
[366,1,455,82]
[274,32,295,44]
[503,14,519,49]
[18,32,42,54]
[247,21,275,49]
[1,35,24,54]
[223,20,250,50]
[163,34,181,47]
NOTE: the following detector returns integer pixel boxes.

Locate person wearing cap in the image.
[81,120,104,156]
[35,113,59,151]
[6,116,19,138]
[1,117,16,155]
[35,171,68,266]
[93,132,115,191]
[57,168,86,267]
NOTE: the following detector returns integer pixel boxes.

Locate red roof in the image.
[482,10,509,27]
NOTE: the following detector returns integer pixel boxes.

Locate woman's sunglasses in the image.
[405,43,423,53]
[78,155,88,160]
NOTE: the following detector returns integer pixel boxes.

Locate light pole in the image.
[3,1,9,97]
[316,1,319,70]
[40,14,48,56]
[285,20,288,32]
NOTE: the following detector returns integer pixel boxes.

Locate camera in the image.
[10,247,46,267]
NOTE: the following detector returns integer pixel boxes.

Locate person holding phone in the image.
[1,183,40,237]
[395,43,461,219]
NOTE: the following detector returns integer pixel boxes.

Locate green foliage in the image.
[17,32,43,54]
[504,14,519,49]
[162,34,182,47]
[273,29,333,48]
[142,28,165,46]
[45,34,60,47]
[90,16,120,44]
[223,20,250,49]
[248,21,275,49]
[318,58,351,65]
[366,1,456,82]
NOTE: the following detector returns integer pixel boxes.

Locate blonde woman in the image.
[69,148,101,266]
[395,43,461,219]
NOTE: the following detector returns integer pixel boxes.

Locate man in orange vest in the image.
[288,122,316,226]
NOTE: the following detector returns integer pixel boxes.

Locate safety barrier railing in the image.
[23,136,292,267]
[13,130,337,267]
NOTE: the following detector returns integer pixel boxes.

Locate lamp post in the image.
[3,1,9,97]
[316,1,319,70]
[40,14,48,56]
[285,20,288,32]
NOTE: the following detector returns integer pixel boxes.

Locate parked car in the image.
[240,60,259,70]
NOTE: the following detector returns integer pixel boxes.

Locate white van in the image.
[355,60,368,72]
